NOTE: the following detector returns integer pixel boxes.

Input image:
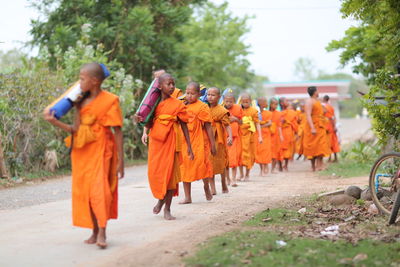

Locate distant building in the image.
[264,80,351,118]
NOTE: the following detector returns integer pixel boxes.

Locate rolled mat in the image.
[135,78,161,127]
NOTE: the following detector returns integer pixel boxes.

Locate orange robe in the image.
[295,111,307,155]
[181,100,213,182]
[210,105,230,175]
[240,107,259,169]
[67,91,123,229]
[271,110,283,161]
[255,110,272,164]
[171,88,183,98]
[324,103,341,153]
[148,97,189,200]
[226,104,243,168]
[303,100,329,158]
[281,109,298,159]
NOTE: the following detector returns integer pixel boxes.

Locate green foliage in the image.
[177,2,254,90]
[29,0,206,82]
[363,70,400,141]
[245,208,305,227]
[186,230,400,266]
[293,57,317,81]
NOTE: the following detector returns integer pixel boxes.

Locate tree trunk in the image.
[0,133,9,178]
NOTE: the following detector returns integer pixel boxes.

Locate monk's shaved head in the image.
[81,63,105,81]
[258,96,267,102]
[240,93,251,100]
[224,92,236,101]
[187,81,200,92]
[158,73,173,84]
[208,87,220,95]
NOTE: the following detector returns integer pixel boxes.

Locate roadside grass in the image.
[245,208,306,227]
[320,160,371,178]
[185,230,400,267]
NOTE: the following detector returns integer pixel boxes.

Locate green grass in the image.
[185,230,400,267]
[245,208,306,227]
[320,160,371,178]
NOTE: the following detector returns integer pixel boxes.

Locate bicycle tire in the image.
[389,190,400,224]
[369,152,400,215]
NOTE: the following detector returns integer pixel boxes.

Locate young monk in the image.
[255,97,272,176]
[207,87,233,194]
[224,93,243,187]
[304,86,328,171]
[141,73,193,220]
[280,97,298,171]
[239,93,262,180]
[322,95,340,162]
[180,82,216,203]
[295,102,307,159]
[153,69,182,98]
[44,63,124,249]
[270,98,284,173]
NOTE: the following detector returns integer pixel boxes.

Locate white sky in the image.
[0,0,358,81]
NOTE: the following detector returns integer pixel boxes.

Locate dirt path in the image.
[0,160,368,267]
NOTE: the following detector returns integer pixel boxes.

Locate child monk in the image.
[224,93,243,187]
[304,86,328,171]
[255,97,272,176]
[322,95,340,162]
[207,87,233,194]
[43,63,124,249]
[295,102,307,159]
[239,93,262,180]
[180,82,216,203]
[280,97,298,171]
[153,69,182,98]
[141,73,193,220]
[270,98,284,173]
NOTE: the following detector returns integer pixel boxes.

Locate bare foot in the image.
[211,190,217,195]
[204,186,213,201]
[96,233,107,249]
[222,189,229,193]
[84,233,97,244]
[179,198,192,204]
[231,183,238,187]
[283,166,288,172]
[244,176,250,181]
[164,209,176,220]
[153,200,164,214]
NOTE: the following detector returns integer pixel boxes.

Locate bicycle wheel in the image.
[369,152,400,215]
[389,190,400,224]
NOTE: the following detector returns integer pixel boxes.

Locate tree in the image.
[327,0,400,142]
[29,0,206,82]
[293,57,317,81]
[177,2,254,90]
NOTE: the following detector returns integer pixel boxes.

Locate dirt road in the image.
[0,160,368,267]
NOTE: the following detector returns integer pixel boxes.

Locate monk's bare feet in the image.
[84,232,97,244]
[164,209,176,220]
[179,198,192,204]
[283,166,288,172]
[231,183,238,187]
[244,176,250,181]
[153,200,164,214]
[204,186,213,201]
[96,230,107,249]
[211,190,217,195]
[222,189,229,193]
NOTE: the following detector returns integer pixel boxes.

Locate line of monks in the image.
[43,64,341,249]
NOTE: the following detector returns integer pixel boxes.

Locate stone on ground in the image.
[360,188,372,201]
[345,186,362,199]
[329,194,356,206]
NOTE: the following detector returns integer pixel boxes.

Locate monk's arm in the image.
[305,100,316,134]
[225,124,233,145]
[179,120,194,160]
[204,122,217,155]
[256,122,262,143]
[43,108,79,133]
[113,126,125,179]
[141,126,149,146]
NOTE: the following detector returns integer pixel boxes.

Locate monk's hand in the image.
[188,147,194,160]
[43,109,57,124]
[211,144,217,156]
[227,136,233,146]
[280,135,284,143]
[311,127,317,135]
[133,114,143,123]
[258,136,263,144]
[141,132,148,146]
[117,160,125,179]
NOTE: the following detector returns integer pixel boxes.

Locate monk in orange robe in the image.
[270,98,284,173]
[141,73,193,220]
[153,68,182,98]
[280,97,299,171]
[295,102,307,158]
[224,93,243,187]
[207,87,233,194]
[255,97,272,176]
[180,82,216,204]
[322,95,340,162]
[44,63,124,249]
[303,86,328,171]
[239,94,262,180]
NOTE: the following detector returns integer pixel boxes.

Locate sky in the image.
[0,0,358,82]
